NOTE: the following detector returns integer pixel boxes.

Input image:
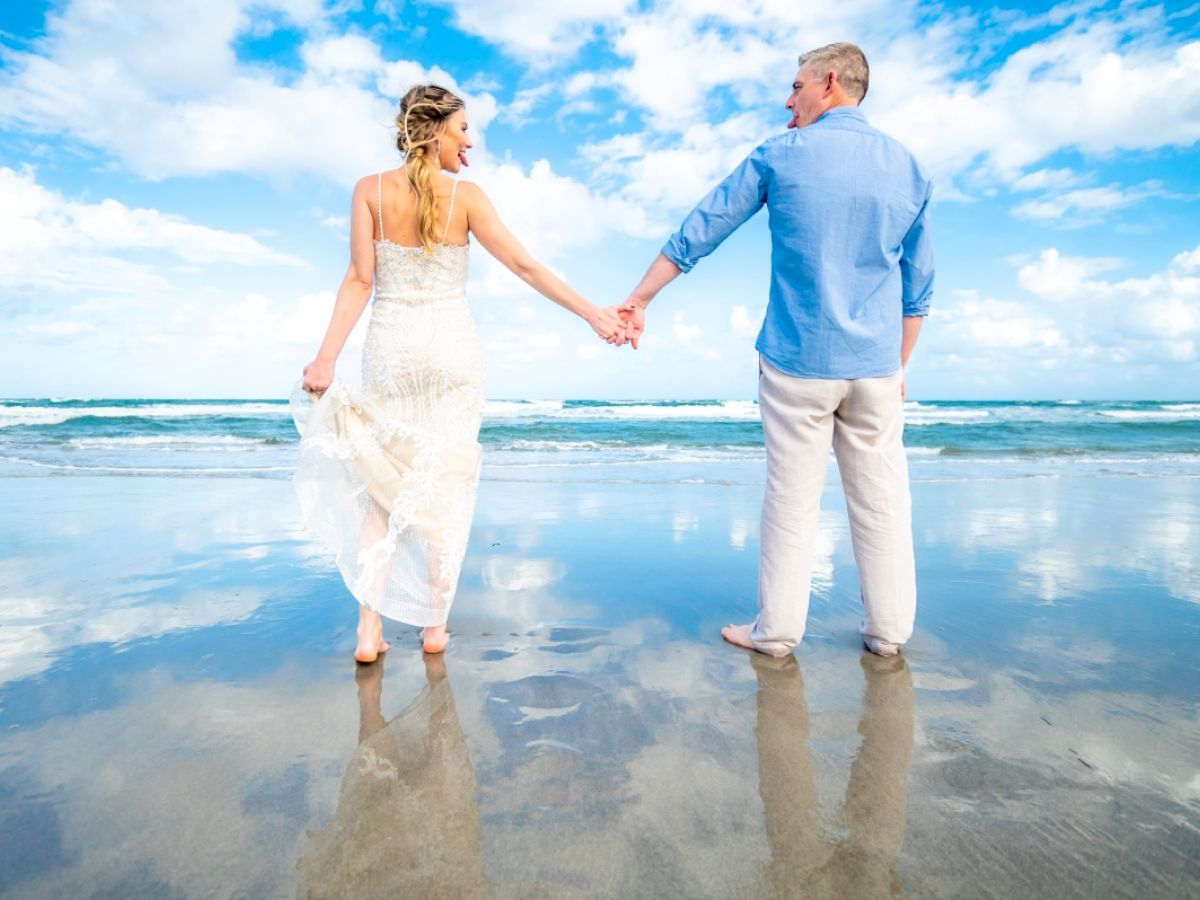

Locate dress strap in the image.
[376,172,385,241]
[441,180,458,243]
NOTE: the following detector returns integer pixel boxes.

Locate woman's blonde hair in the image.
[395,84,465,251]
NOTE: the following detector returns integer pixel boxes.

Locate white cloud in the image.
[1012,182,1169,225]
[498,83,556,126]
[428,0,634,62]
[608,12,779,133]
[417,158,654,339]
[729,305,762,339]
[0,0,662,326]
[935,290,1064,352]
[2,284,365,399]
[0,2,496,185]
[582,112,766,214]
[8,0,1196,227]
[576,341,602,360]
[299,33,383,77]
[872,18,1200,190]
[22,320,97,339]
[672,311,701,345]
[214,290,346,348]
[1010,167,1087,192]
[0,1,683,400]
[0,166,303,294]
[567,2,1200,202]
[1171,246,1200,273]
[922,243,1200,387]
[1016,249,1125,302]
[471,158,657,264]
[1019,247,1200,348]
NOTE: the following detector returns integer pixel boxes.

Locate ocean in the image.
[1,397,1198,482]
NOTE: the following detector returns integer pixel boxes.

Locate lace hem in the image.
[291,381,481,626]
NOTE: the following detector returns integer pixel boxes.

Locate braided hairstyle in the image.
[395,84,465,252]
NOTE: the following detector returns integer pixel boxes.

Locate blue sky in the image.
[1,0,1198,399]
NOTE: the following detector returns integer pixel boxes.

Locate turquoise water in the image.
[1,397,1198,480]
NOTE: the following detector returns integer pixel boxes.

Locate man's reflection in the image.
[753,652,914,898]
[297,655,489,899]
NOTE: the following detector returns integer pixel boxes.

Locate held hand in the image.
[302,357,335,395]
[619,300,645,350]
[588,304,628,345]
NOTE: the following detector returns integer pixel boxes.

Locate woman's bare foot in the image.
[721,623,756,650]
[354,634,390,664]
[420,625,448,654]
[354,611,390,663]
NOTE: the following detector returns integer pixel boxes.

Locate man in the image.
[620,42,933,657]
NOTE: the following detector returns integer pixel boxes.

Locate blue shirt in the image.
[662,106,934,380]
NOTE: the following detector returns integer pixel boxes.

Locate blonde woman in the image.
[295,84,626,661]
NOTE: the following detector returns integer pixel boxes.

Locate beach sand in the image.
[0,471,1197,898]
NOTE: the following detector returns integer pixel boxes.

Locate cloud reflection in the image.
[671,510,699,543]
[938,480,1200,606]
[481,557,567,592]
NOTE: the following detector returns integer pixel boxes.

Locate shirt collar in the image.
[815,105,867,124]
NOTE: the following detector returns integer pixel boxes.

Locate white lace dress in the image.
[292,176,483,626]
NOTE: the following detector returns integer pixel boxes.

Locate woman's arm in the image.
[302,177,377,392]
[462,183,625,343]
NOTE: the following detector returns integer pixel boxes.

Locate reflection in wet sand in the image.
[297,656,489,899]
[754,653,914,898]
[3,476,1198,896]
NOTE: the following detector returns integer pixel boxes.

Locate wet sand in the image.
[0,472,1198,897]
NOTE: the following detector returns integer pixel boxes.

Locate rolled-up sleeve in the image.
[900,179,934,316]
[662,146,769,273]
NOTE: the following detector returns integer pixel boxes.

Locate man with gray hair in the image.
[618,42,933,657]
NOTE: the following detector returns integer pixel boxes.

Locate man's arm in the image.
[901,315,923,368]
[619,146,770,348]
[898,179,933,395]
[620,254,681,349]
[661,146,770,274]
[899,180,934,321]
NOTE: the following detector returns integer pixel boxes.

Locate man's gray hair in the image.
[798,42,869,102]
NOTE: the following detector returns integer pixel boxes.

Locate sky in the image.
[1,0,1198,400]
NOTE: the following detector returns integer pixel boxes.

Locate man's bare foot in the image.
[721,623,756,650]
[420,626,448,654]
[354,626,390,663]
[863,636,901,657]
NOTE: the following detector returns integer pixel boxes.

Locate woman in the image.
[294,84,625,661]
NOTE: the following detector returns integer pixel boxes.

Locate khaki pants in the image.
[750,356,916,656]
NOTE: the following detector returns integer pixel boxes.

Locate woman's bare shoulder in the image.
[453,179,490,206]
[352,173,381,197]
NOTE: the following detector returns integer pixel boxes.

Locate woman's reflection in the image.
[297,655,489,899]
[753,652,914,898]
